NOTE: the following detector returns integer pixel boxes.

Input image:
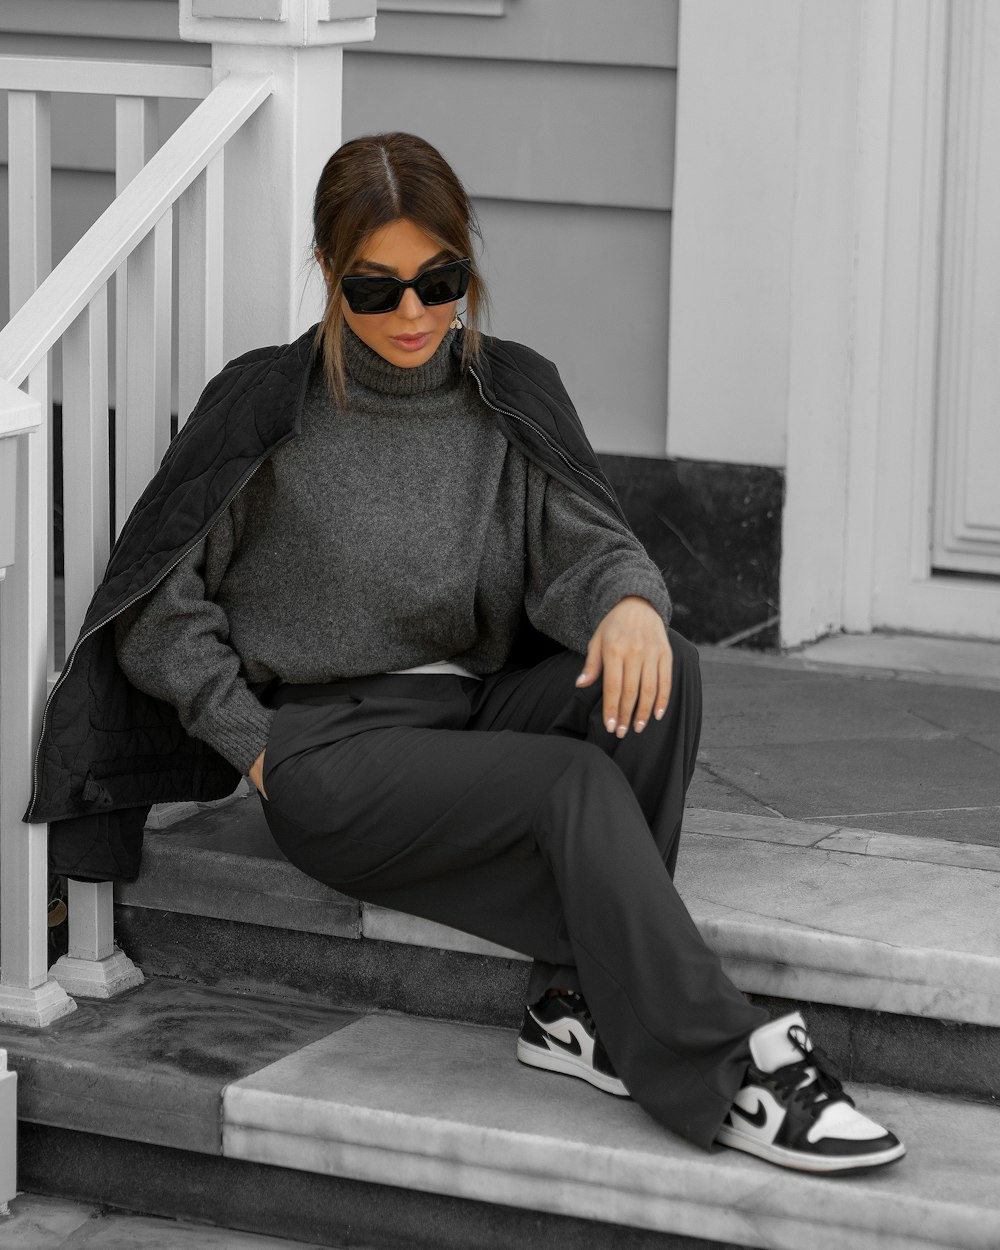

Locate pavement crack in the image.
[697,761,785,819]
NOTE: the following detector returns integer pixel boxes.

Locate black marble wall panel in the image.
[599,454,784,649]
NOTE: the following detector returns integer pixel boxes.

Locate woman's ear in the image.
[315,248,333,288]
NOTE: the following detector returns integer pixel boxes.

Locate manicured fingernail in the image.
[576,673,586,685]
[616,725,627,739]
[655,708,665,720]
[635,720,646,732]
[606,718,616,732]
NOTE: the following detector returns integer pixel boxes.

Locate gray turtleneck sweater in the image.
[115,329,672,772]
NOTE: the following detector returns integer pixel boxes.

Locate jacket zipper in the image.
[27,454,272,820]
[468,366,619,513]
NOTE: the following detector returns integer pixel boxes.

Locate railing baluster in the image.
[56,285,144,1001]
[53,876,144,998]
[114,97,159,532]
[62,289,111,641]
[58,106,166,1001]
[119,213,173,515]
[152,212,174,465]
[0,367,75,1027]
[6,90,56,670]
[7,91,52,316]
[67,883,116,964]
[178,155,224,427]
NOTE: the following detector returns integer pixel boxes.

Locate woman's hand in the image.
[577,596,673,737]
[248,749,268,799]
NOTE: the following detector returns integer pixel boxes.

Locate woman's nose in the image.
[397,287,425,319]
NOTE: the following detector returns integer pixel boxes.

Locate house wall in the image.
[1,0,677,458]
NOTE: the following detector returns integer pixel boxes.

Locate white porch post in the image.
[670,1,894,649]
[179,0,377,361]
[0,378,76,1027]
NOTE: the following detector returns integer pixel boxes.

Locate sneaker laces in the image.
[547,990,594,1027]
[766,1024,855,1116]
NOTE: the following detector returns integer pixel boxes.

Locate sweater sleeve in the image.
[523,464,673,655]
[114,515,275,773]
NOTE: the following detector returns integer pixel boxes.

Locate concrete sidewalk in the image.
[2,1192,333,1250]
[691,633,1000,848]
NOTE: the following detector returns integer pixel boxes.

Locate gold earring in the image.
[450,314,463,330]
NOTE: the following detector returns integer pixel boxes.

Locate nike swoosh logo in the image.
[528,1007,586,1058]
[730,1099,768,1129]
[542,1027,582,1057]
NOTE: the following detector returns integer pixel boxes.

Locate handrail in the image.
[0,70,273,389]
[0,377,41,439]
[0,56,212,99]
[0,379,42,580]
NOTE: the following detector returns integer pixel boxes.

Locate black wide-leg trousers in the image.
[261,631,768,1149]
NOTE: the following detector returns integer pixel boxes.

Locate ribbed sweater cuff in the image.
[191,696,276,775]
[591,574,673,635]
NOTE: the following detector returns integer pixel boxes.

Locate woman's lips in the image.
[391,332,431,352]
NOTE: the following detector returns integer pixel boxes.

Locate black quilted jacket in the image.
[28,326,629,882]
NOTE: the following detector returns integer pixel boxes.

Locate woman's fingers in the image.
[248,749,268,800]
[633,656,661,732]
[576,635,604,689]
[602,649,623,732]
[655,646,674,720]
[613,649,643,738]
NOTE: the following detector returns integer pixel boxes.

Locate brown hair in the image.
[312,132,488,403]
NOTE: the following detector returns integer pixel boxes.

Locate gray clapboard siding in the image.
[343,54,674,211]
[476,198,670,457]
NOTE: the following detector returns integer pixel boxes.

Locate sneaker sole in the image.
[516,1038,630,1097]
[716,1124,907,1174]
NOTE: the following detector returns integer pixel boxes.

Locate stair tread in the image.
[119,798,1000,1026]
[223,1011,1000,1250]
[0,978,359,1155]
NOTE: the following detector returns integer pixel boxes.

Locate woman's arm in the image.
[524,467,673,736]
[114,521,274,783]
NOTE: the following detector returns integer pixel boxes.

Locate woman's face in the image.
[335,218,459,369]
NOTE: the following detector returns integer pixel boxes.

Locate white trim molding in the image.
[179,0,375,46]
[379,0,505,14]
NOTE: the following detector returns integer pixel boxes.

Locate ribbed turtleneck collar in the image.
[343,325,458,397]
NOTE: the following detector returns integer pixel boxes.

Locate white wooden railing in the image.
[0,58,275,1025]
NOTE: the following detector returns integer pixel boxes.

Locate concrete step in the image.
[112,793,1000,1104]
[3,978,999,1250]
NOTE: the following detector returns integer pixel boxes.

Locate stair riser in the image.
[116,905,1000,1106]
[20,1124,755,1250]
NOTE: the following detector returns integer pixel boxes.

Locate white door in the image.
[869,0,1000,640]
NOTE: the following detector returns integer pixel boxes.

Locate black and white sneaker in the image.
[516,991,629,1097]
[716,1012,906,1173]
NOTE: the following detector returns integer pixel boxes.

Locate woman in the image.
[62,133,901,1173]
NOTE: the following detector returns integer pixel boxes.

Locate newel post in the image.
[0,379,76,1027]
[179,0,377,361]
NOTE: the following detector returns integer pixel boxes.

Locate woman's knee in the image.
[668,629,701,697]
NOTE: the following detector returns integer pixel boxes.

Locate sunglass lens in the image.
[343,277,400,314]
[415,262,470,306]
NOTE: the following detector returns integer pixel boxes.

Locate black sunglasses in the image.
[340,258,471,315]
